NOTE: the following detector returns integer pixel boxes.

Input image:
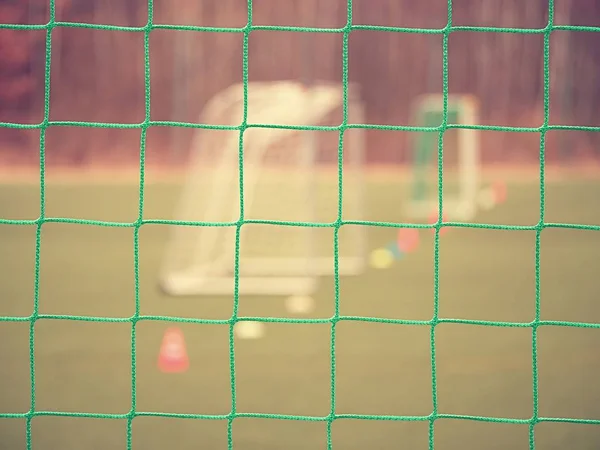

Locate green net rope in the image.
[1,0,600,449]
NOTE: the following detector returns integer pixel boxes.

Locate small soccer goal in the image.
[406,94,480,221]
[160,81,366,296]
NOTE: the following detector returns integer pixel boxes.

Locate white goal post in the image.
[407,94,480,221]
[160,81,366,296]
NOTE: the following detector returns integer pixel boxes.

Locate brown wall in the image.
[1,0,599,167]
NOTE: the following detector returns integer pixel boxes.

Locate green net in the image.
[1,0,600,449]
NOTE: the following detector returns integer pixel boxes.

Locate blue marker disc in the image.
[387,242,403,260]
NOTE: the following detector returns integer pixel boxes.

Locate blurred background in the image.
[1,1,600,450]
[1,0,600,167]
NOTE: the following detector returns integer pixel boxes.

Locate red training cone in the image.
[158,327,189,373]
[397,227,420,253]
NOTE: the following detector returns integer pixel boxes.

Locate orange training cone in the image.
[492,180,507,204]
[158,327,189,373]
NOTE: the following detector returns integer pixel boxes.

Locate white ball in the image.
[454,202,476,221]
[477,188,496,211]
[234,321,264,339]
[285,295,314,315]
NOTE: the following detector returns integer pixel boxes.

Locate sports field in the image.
[1,170,599,449]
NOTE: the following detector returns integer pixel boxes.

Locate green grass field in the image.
[1,172,600,449]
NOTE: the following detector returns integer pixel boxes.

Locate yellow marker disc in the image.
[369,248,394,269]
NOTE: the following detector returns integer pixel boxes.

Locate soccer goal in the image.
[160,81,366,296]
[407,94,480,221]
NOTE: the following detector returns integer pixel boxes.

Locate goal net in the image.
[407,94,480,221]
[160,81,366,296]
